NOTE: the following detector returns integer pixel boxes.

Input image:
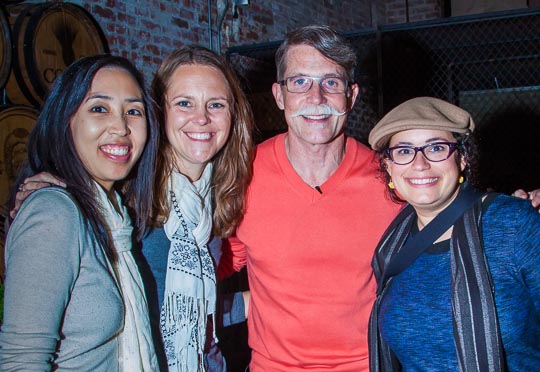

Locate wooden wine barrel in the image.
[6,3,109,108]
[0,105,39,207]
[0,8,11,91]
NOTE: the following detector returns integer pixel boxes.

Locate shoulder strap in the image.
[379,184,484,292]
[481,192,499,213]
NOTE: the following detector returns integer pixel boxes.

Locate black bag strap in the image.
[379,185,484,293]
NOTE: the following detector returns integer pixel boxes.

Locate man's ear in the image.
[272,82,285,110]
[347,83,360,111]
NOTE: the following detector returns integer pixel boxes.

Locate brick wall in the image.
[81,0,378,81]
[4,0,442,83]
[385,0,443,24]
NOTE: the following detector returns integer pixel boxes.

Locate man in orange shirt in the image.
[226,25,401,372]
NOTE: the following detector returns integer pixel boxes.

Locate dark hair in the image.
[18,54,159,261]
[151,45,254,237]
[275,25,357,85]
[375,132,479,203]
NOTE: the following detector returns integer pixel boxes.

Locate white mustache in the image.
[291,104,347,118]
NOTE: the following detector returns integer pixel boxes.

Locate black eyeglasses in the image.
[385,142,459,165]
[278,76,349,94]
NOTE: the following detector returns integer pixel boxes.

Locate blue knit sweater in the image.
[379,194,540,371]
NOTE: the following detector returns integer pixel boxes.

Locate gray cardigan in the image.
[0,188,123,371]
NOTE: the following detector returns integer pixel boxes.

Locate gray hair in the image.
[275,25,357,83]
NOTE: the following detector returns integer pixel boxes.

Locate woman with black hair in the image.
[0,55,159,371]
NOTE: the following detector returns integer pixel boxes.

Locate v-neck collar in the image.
[273,134,357,201]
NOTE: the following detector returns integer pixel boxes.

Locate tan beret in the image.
[368,97,475,151]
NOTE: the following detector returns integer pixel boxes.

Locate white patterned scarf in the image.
[162,164,217,372]
[96,185,159,372]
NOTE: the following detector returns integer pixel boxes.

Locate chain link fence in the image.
[227,8,540,193]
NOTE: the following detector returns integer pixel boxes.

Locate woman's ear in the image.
[459,155,467,173]
[383,158,393,177]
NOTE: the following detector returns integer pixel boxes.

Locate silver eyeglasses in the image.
[385,142,459,165]
[278,75,349,94]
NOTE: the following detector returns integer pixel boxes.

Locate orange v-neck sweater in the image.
[229,134,401,371]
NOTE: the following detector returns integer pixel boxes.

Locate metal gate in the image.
[227,8,540,193]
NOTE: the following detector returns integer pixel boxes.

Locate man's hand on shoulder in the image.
[512,189,540,210]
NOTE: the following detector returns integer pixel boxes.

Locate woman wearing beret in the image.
[367,97,540,371]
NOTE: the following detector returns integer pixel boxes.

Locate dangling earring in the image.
[388,180,395,189]
[458,175,464,184]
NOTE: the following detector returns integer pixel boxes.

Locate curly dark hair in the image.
[375,132,481,203]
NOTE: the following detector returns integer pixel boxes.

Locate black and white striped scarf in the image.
[369,189,506,372]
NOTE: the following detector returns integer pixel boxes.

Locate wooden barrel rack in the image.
[5,2,109,108]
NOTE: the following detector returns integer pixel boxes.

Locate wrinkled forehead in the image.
[282,44,346,78]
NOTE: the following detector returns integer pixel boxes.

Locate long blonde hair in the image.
[151,45,254,237]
